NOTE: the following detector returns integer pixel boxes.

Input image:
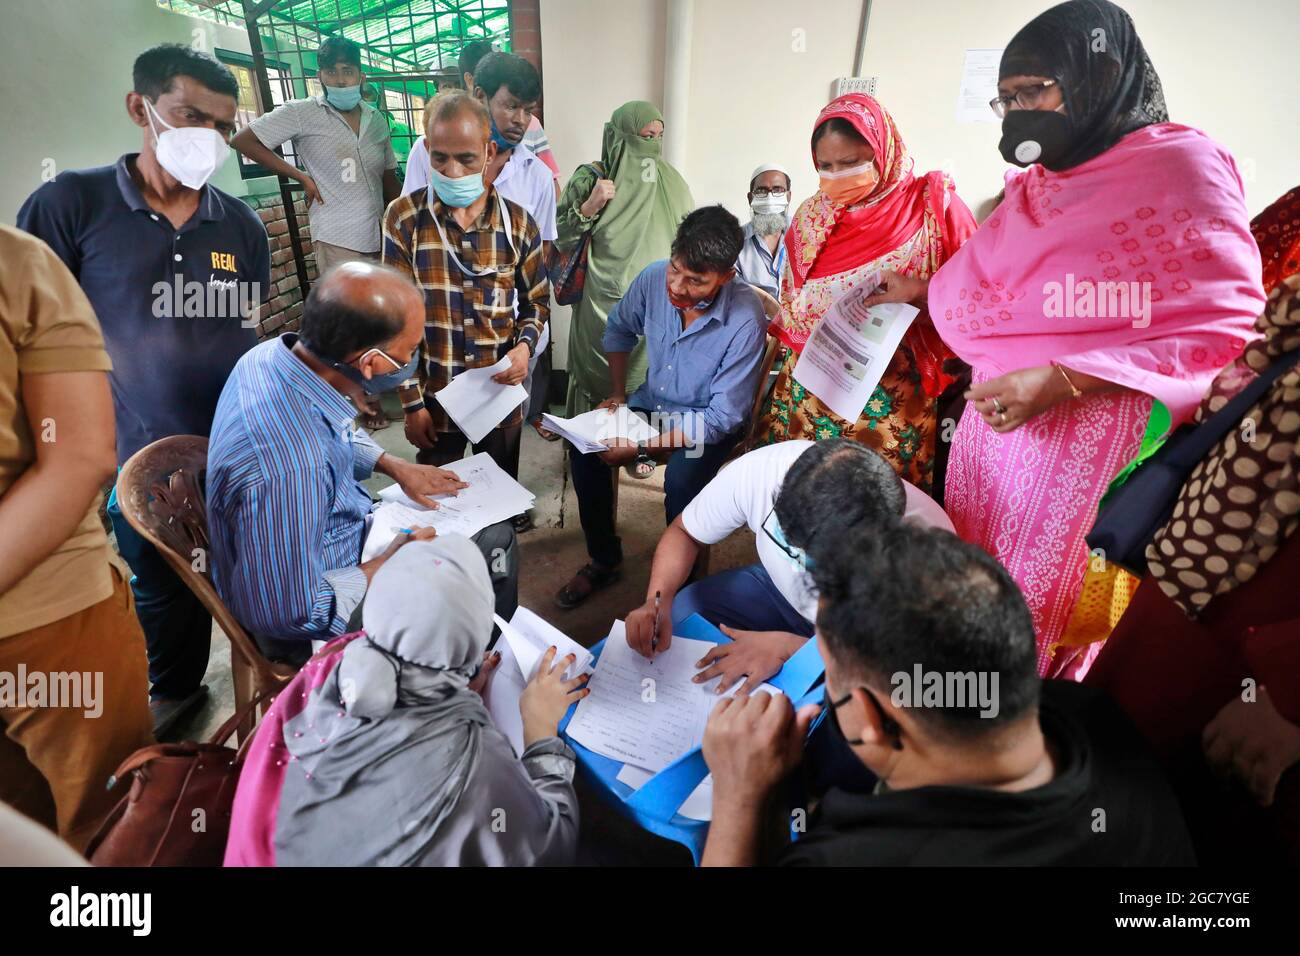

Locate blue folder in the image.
[559,613,825,864]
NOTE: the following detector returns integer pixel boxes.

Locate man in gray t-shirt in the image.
[232,36,400,428]
[232,36,399,274]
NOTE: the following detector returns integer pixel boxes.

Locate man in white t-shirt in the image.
[624,438,954,692]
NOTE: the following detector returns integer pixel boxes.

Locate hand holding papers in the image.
[792,280,920,422]
[361,452,534,560]
[483,608,594,755]
[539,406,660,454]
[434,355,527,444]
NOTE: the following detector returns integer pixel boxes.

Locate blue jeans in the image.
[568,425,740,568]
[107,485,211,701]
[671,563,813,636]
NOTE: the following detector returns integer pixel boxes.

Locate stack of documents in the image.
[483,607,595,755]
[434,355,527,444]
[539,407,659,454]
[564,620,781,822]
[361,452,535,560]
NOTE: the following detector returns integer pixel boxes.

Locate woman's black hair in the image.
[812,116,868,151]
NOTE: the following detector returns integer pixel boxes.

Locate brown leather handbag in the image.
[85,693,267,867]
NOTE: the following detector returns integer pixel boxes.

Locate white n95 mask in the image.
[145,98,230,190]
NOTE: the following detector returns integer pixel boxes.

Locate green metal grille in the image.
[157,0,512,74]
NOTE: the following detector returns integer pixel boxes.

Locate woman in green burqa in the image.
[556,101,695,416]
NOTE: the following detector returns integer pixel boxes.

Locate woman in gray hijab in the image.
[272,535,587,866]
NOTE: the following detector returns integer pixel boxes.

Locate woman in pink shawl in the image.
[864,0,1265,677]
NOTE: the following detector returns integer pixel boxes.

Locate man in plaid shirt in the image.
[384,90,550,479]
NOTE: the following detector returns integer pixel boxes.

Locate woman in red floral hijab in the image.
[757,93,976,492]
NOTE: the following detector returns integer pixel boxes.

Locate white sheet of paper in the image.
[792,284,919,423]
[362,453,534,560]
[540,407,660,454]
[564,621,779,773]
[955,48,1004,125]
[613,669,783,824]
[483,607,592,755]
[495,607,593,681]
[434,356,528,444]
[484,635,528,755]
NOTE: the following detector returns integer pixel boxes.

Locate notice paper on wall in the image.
[791,283,919,423]
[955,48,1004,125]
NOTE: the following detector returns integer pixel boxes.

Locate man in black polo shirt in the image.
[700,523,1196,866]
[18,44,269,736]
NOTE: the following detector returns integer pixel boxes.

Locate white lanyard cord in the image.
[431,189,517,278]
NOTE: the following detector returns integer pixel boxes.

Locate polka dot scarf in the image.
[1148,273,1300,616]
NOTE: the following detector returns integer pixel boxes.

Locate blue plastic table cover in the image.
[558,613,825,864]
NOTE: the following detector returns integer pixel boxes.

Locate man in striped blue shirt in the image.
[206,261,518,661]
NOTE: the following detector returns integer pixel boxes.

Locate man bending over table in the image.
[206,261,519,664]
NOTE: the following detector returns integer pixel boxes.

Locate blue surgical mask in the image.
[325,83,362,111]
[489,115,517,151]
[428,165,485,209]
[334,346,420,395]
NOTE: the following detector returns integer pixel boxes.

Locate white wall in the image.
[539,0,1300,365]
[0,0,275,223]
[3,1,1294,361]
[860,0,1299,218]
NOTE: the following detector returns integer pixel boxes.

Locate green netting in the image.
[157,0,511,74]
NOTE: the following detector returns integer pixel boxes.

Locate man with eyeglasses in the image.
[699,522,1197,866]
[205,261,519,665]
[734,164,792,299]
[623,439,952,692]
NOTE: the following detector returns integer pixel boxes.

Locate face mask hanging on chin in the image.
[998,107,1072,168]
[333,346,421,396]
[145,98,230,190]
[489,115,518,151]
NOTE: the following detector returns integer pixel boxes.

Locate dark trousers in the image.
[568,429,740,568]
[107,486,211,701]
[524,347,552,422]
[417,423,522,479]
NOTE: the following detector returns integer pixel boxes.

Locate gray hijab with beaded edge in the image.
[273,536,494,866]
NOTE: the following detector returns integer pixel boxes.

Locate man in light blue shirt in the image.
[206,261,518,662]
[554,206,767,609]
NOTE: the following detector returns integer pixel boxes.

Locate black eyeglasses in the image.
[826,684,903,750]
[751,186,789,198]
[989,78,1059,118]
[761,508,813,570]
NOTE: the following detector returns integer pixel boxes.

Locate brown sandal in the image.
[555,562,621,609]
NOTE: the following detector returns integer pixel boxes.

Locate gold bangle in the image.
[1054,363,1084,399]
